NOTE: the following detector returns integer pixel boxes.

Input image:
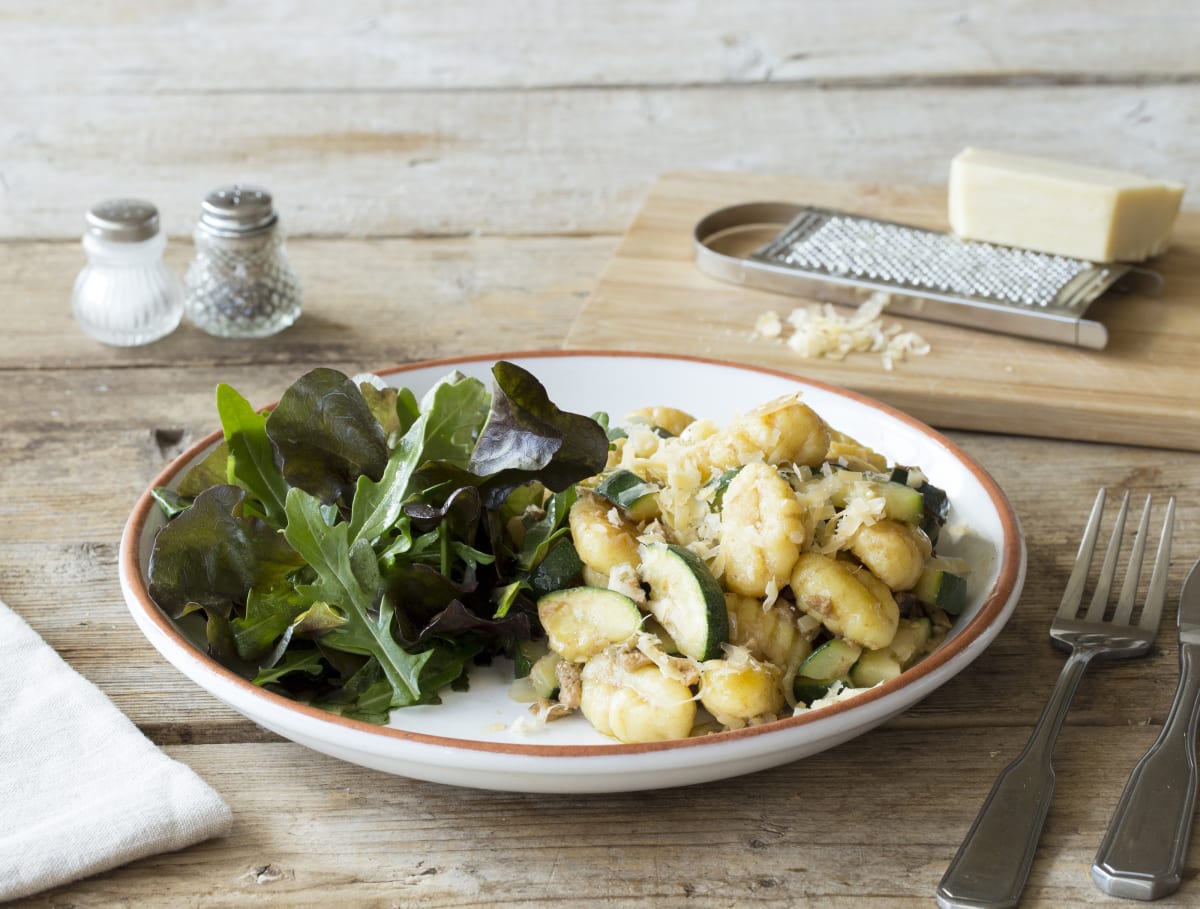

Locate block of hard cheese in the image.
[948,147,1184,262]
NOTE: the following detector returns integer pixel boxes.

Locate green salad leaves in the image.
[148,362,608,723]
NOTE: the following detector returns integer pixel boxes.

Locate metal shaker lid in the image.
[197,185,278,237]
[85,198,161,243]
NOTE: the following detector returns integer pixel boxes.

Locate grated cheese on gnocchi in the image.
[522,390,967,744]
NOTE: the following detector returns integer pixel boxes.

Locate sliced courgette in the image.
[529,538,584,594]
[797,638,862,681]
[913,566,968,615]
[641,616,681,656]
[705,467,743,510]
[596,469,660,522]
[513,638,549,678]
[639,542,729,661]
[829,471,925,524]
[888,616,932,667]
[528,651,562,699]
[849,648,903,687]
[878,481,926,524]
[890,467,950,540]
[793,677,845,705]
[536,587,642,662]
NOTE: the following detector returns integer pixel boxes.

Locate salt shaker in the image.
[183,185,302,338]
[71,199,183,346]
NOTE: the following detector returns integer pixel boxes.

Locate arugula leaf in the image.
[348,375,488,545]
[395,387,421,435]
[204,610,251,675]
[266,368,389,505]
[313,658,395,723]
[415,372,491,466]
[150,487,192,519]
[254,648,326,686]
[231,586,310,661]
[346,434,421,546]
[468,361,608,503]
[514,486,576,571]
[216,384,289,526]
[147,362,615,726]
[284,487,432,707]
[148,485,306,617]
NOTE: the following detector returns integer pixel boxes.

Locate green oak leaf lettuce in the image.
[147,360,608,724]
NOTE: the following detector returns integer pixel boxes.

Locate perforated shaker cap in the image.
[197,184,278,237]
[85,198,161,243]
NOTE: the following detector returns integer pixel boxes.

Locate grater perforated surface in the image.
[755,209,1102,312]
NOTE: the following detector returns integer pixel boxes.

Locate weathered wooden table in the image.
[3,4,1199,905]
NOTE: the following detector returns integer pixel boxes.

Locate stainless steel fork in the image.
[936,488,1176,909]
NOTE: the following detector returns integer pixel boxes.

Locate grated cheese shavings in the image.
[756,292,930,371]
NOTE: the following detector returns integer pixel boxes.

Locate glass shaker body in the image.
[183,186,302,339]
[71,200,183,347]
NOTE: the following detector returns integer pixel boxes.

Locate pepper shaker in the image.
[183,185,302,338]
[71,199,183,346]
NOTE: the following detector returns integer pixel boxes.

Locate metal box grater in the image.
[692,202,1162,349]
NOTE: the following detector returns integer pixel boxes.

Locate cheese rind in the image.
[948,147,1185,262]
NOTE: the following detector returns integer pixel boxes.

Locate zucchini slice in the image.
[704,467,742,510]
[528,651,563,699]
[640,542,729,661]
[513,638,548,678]
[830,470,925,524]
[537,587,642,662]
[596,469,659,522]
[797,638,862,681]
[876,481,925,524]
[913,565,968,615]
[849,648,903,687]
[793,677,845,705]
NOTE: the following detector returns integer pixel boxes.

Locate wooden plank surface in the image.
[5,0,1198,93]
[5,2,1200,906]
[3,85,1196,240]
[565,171,1200,451]
[8,725,1194,909]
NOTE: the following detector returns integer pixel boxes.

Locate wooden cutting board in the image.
[564,171,1200,451]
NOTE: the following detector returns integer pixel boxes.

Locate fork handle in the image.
[1091,641,1200,901]
[936,649,1093,909]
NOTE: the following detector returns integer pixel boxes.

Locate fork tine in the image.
[1084,490,1131,622]
[1057,488,1108,619]
[1111,496,1152,625]
[1137,496,1175,632]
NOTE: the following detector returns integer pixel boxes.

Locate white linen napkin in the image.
[0,597,232,901]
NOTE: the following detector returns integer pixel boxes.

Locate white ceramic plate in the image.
[121,351,1025,793]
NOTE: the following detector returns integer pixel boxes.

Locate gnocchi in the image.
[518,391,965,743]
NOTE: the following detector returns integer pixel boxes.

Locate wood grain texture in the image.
[0,236,608,370]
[10,727,1200,909]
[5,2,1200,906]
[566,171,1200,450]
[1,84,1195,240]
[6,0,1199,94]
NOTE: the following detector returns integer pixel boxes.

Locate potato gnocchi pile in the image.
[512,392,968,744]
